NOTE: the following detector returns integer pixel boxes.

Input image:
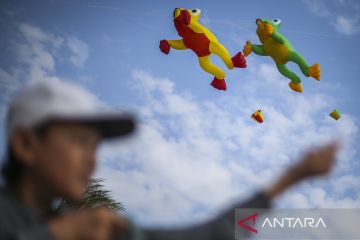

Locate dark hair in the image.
[1,146,24,186]
[1,122,53,186]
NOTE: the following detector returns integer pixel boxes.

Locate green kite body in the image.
[243,19,321,93]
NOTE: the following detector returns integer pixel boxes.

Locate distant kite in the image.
[160,8,246,91]
[252,110,264,123]
[329,109,341,120]
[243,19,320,93]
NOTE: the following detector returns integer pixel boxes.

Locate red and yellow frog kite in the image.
[159,8,247,91]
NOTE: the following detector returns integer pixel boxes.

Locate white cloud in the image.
[332,175,360,195]
[0,69,19,96]
[0,23,94,154]
[333,16,360,36]
[67,37,89,68]
[0,22,93,126]
[16,23,61,82]
[302,0,331,17]
[336,0,346,5]
[18,23,64,48]
[199,12,211,26]
[13,23,90,83]
[302,0,360,36]
[95,67,359,227]
[0,69,20,119]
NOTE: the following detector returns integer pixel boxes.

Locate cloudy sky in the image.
[0,0,359,228]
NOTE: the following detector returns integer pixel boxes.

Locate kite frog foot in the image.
[159,40,170,54]
[211,77,227,91]
[288,81,303,93]
[243,41,252,57]
[231,52,247,68]
[308,64,321,81]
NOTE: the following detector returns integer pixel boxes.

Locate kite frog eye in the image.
[273,19,281,25]
[191,9,201,16]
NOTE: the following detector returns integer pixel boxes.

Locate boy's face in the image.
[30,123,100,200]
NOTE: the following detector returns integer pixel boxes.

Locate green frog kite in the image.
[243,19,320,93]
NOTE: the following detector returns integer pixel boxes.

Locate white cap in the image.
[6,80,135,139]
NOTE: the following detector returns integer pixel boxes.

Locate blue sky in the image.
[0,0,359,228]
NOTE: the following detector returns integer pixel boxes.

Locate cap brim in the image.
[53,114,136,139]
[84,114,136,139]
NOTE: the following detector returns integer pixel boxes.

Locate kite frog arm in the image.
[252,44,267,56]
[167,39,187,50]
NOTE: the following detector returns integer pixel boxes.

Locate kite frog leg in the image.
[276,64,303,93]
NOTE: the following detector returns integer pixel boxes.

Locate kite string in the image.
[80,3,346,39]
[209,18,346,39]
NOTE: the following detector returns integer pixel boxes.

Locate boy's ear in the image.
[10,129,39,166]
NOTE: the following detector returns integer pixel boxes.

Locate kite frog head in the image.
[256,18,282,43]
[173,8,201,26]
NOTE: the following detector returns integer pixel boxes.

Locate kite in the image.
[251,110,264,123]
[329,109,341,120]
[159,8,247,91]
[243,19,320,93]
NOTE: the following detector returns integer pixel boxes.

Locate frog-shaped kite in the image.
[160,8,247,91]
[243,19,321,93]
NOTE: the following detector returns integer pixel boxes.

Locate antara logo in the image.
[237,213,258,233]
[261,217,327,228]
[237,213,327,234]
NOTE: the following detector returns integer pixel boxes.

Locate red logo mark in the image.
[237,213,258,233]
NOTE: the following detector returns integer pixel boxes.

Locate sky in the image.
[0,0,359,228]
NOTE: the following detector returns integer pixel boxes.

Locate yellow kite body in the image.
[160,8,246,91]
